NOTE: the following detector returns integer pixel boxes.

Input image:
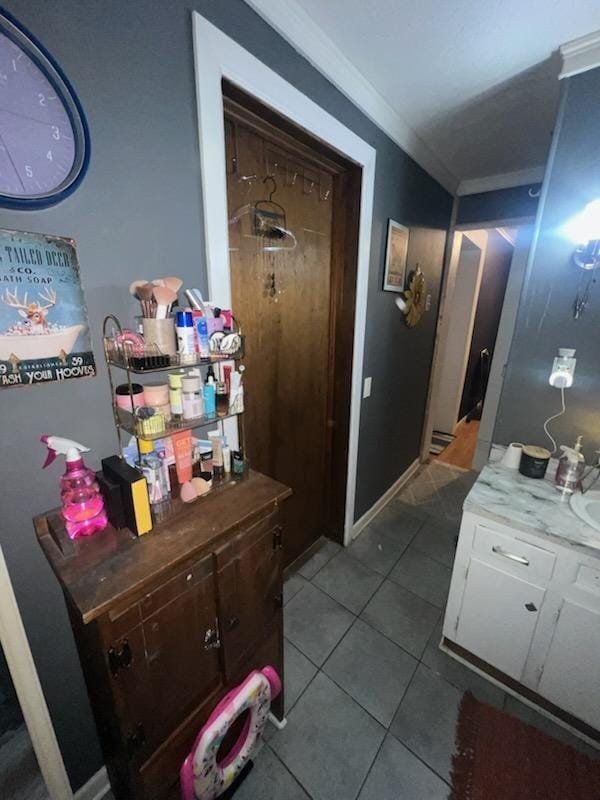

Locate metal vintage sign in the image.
[0,229,96,388]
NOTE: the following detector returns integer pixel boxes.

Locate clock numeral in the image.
[38,93,46,107]
[51,126,60,141]
[25,165,33,179]
[46,150,53,161]
[11,59,17,72]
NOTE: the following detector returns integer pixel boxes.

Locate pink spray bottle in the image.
[41,436,108,539]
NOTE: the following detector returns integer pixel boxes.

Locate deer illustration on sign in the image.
[3,288,57,334]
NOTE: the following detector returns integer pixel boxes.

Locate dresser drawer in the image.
[473,523,556,583]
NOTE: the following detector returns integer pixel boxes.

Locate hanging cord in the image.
[543,386,566,455]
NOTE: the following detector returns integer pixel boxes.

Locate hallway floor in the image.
[435,420,480,470]
[236,461,598,800]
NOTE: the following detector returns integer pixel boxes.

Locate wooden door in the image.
[537,598,600,729]
[225,106,336,563]
[455,557,546,680]
[217,512,283,678]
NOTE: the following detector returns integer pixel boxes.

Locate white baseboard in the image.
[351,458,421,541]
[74,767,110,800]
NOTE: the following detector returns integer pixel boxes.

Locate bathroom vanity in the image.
[443,453,600,743]
[34,470,291,800]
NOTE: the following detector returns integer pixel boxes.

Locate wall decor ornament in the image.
[0,229,96,388]
[383,219,409,292]
[401,265,426,328]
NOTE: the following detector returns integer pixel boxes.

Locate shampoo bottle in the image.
[555,435,585,494]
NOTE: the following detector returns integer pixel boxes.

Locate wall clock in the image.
[0,9,89,208]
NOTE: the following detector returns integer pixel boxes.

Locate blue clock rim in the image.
[0,6,90,210]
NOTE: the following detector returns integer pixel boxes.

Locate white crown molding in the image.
[560,30,600,79]
[456,166,546,197]
[244,0,458,193]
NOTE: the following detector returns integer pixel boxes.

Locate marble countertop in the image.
[464,447,600,556]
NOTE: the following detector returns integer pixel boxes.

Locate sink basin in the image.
[570,490,600,533]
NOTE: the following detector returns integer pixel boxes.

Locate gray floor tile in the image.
[284,572,309,605]
[284,639,318,713]
[284,582,354,666]
[423,622,505,708]
[298,539,341,579]
[390,663,462,781]
[234,744,310,800]
[374,505,425,543]
[361,580,440,658]
[388,549,452,608]
[271,672,385,800]
[358,733,449,800]
[347,525,409,576]
[504,695,600,761]
[323,618,417,727]
[410,518,460,568]
[313,551,383,614]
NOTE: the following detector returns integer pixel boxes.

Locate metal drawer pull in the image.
[491,545,529,566]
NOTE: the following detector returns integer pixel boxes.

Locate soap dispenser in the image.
[555,435,585,494]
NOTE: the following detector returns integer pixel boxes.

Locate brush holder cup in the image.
[142,317,177,356]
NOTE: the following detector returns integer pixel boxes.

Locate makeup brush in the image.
[129,279,147,297]
[153,285,178,319]
[163,276,183,294]
[137,282,156,318]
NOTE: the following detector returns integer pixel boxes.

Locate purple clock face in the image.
[0,28,81,199]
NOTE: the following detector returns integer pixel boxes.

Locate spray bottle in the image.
[41,436,108,539]
[555,435,586,495]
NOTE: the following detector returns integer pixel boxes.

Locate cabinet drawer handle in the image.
[491,545,529,566]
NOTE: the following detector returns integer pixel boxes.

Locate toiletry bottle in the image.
[204,376,216,417]
[196,316,210,358]
[182,371,204,420]
[168,370,185,420]
[41,436,108,539]
[176,310,195,362]
[216,380,229,417]
[555,436,586,494]
[206,365,216,383]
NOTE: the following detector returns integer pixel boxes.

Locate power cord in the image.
[543,386,566,455]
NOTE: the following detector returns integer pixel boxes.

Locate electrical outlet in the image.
[425,293,432,311]
[363,377,372,399]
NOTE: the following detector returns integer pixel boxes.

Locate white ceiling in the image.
[250,0,600,191]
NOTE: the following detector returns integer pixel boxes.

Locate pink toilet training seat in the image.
[180,666,281,800]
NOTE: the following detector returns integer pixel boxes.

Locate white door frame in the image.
[0,546,72,800]
[192,14,376,543]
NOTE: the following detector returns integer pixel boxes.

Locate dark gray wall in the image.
[457,184,540,226]
[0,0,450,788]
[495,69,600,459]
[459,230,512,421]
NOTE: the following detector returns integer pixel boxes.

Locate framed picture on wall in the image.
[383,220,409,292]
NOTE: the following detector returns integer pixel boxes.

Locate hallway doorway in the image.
[428,226,519,470]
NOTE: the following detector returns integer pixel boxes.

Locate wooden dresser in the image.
[34,470,291,800]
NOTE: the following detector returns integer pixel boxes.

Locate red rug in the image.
[451,693,600,800]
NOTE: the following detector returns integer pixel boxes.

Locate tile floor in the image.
[238,461,599,800]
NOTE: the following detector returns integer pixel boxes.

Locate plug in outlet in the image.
[549,348,576,388]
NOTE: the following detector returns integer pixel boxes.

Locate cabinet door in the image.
[538,599,600,729]
[106,553,223,759]
[455,557,545,680]
[218,518,282,677]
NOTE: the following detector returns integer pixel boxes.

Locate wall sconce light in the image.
[564,199,600,319]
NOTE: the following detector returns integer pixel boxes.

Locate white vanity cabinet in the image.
[444,509,600,734]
